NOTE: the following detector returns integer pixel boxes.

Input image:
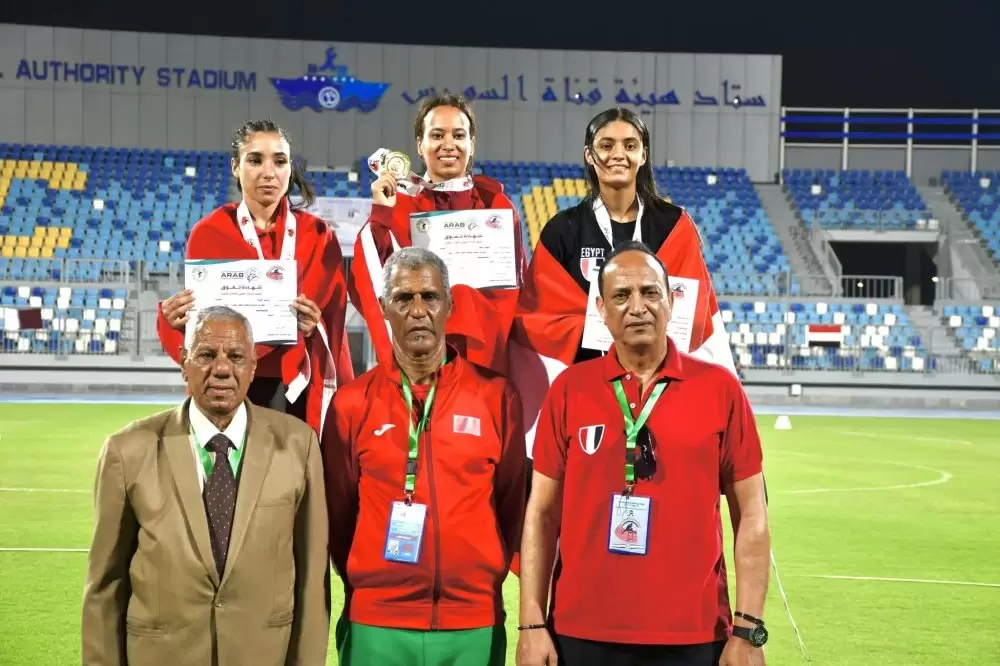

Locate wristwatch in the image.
[732,613,768,648]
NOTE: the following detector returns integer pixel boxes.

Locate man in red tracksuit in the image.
[323,246,527,665]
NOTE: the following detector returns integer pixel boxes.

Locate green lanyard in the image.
[191,429,244,480]
[613,379,667,492]
[400,359,444,504]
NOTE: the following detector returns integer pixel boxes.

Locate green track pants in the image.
[336,617,507,666]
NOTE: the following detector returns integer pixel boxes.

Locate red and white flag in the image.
[508,211,736,457]
[806,324,846,348]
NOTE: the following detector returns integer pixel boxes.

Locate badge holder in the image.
[384,482,428,565]
[608,483,651,556]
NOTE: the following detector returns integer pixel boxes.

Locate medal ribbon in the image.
[613,379,667,489]
[399,358,446,501]
[236,199,297,262]
[593,195,645,249]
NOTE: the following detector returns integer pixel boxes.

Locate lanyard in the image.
[190,429,244,480]
[236,199,297,262]
[593,195,645,249]
[613,379,667,493]
[399,359,445,503]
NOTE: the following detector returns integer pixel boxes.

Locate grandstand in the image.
[1,141,998,379]
[941,170,1000,266]
[782,168,936,231]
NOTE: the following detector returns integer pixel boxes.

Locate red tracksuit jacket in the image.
[323,349,527,631]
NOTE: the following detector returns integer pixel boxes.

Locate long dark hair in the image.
[583,108,667,210]
[231,119,316,210]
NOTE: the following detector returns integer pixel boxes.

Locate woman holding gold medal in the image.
[348,93,528,374]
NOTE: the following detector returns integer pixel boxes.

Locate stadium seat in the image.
[941,171,1000,266]
[0,284,127,355]
[939,302,1000,372]
[718,299,929,371]
[782,168,932,231]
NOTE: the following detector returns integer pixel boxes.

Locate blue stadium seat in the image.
[718,299,932,371]
[941,171,1000,266]
[782,169,932,231]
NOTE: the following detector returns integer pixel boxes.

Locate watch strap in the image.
[735,611,764,625]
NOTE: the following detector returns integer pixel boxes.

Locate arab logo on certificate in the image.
[247,268,259,282]
[578,424,605,455]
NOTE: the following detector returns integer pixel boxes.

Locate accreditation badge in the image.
[384,501,427,564]
[608,493,651,556]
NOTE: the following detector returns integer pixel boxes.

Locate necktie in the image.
[204,434,238,578]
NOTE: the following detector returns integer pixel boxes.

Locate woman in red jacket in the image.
[350,93,528,375]
[157,119,354,437]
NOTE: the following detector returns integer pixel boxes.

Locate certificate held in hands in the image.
[185,259,298,346]
[409,209,517,289]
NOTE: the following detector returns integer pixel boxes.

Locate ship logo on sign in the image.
[485,214,503,229]
[266,266,285,281]
[270,47,390,114]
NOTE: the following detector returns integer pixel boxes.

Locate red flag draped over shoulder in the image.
[348,175,528,374]
[156,201,355,437]
[508,209,736,456]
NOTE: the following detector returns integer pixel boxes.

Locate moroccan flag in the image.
[508,211,736,457]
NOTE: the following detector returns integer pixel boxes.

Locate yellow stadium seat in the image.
[14,246,27,258]
[27,169,39,179]
[27,246,40,258]
[40,166,52,177]
[57,236,70,249]
[59,227,72,238]
[1,246,13,258]
[65,162,77,172]
[33,226,46,236]
[0,235,7,246]
[46,227,60,238]
[14,169,27,179]
[53,162,65,172]
[29,160,41,169]
[48,178,60,189]
[16,236,30,248]
[16,160,28,169]
[41,246,54,258]
[43,236,57,249]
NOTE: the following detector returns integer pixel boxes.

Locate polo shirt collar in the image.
[602,338,686,383]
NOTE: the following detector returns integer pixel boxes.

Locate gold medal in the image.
[382,151,411,180]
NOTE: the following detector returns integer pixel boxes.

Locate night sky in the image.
[3,0,997,110]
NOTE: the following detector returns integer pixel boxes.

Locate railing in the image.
[810,210,942,234]
[779,107,1000,179]
[936,276,1000,301]
[0,258,134,285]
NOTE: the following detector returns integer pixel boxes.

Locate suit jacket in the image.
[81,400,330,666]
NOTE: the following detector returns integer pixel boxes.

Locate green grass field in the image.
[1,403,998,665]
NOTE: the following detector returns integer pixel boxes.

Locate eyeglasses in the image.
[633,426,657,481]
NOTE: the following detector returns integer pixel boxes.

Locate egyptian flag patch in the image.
[578,425,605,455]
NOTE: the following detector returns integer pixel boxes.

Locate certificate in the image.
[581,271,700,353]
[409,209,517,289]
[185,259,298,346]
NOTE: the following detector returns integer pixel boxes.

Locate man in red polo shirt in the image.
[516,241,771,666]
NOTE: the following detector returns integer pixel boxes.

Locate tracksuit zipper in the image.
[424,416,443,630]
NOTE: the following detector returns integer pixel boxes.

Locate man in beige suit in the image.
[82,305,330,665]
